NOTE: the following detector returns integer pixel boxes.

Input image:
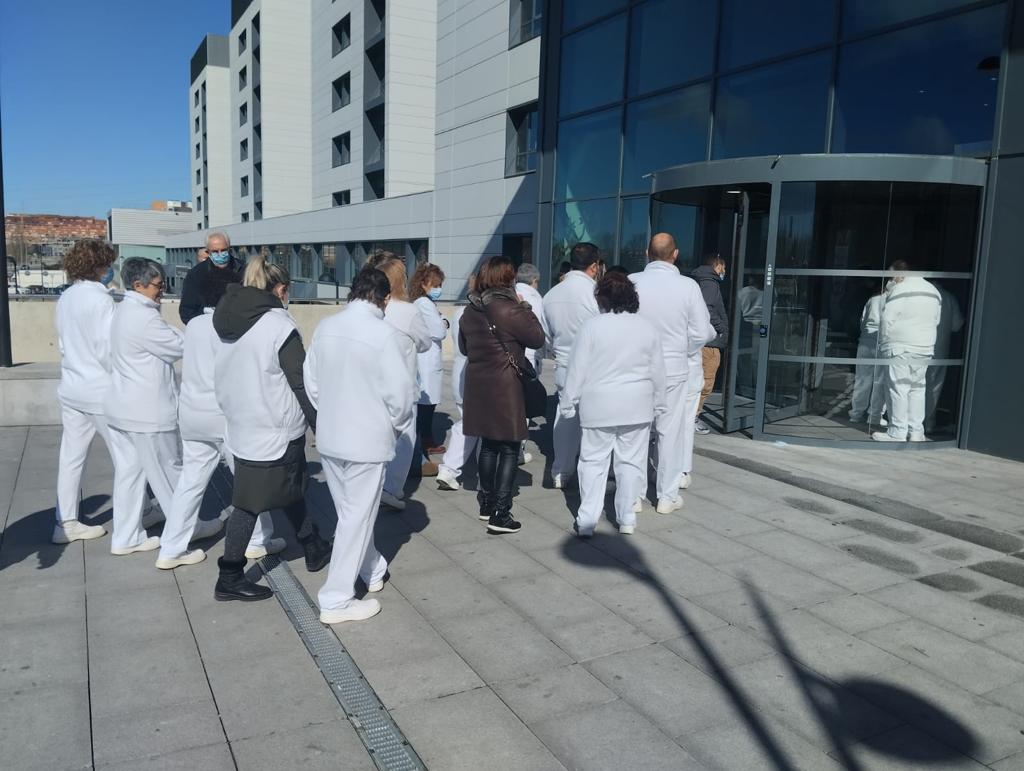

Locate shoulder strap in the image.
[480,301,522,376]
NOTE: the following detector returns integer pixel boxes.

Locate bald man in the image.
[179,233,245,324]
[630,234,715,513]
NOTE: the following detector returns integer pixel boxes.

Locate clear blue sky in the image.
[1,0,228,218]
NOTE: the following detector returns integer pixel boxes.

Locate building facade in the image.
[190,35,233,230]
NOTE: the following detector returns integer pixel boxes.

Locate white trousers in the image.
[317,456,388,611]
[439,404,479,479]
[56,406,112,525]
[158,438,272,560]
[885,355,929,438]
[553,386,582,479]
[680,378,702,476]
[384,413,417,497]
[655,380,689,504]
[107,428,182,551]
[851,343,886,420]
[576,424,650,534]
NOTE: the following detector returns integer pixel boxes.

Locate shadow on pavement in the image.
[0,494,109,572]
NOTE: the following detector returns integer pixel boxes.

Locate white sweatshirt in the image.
[880,277,942,357]
[178,310,225,442]
[105,292,184,433]
[384,299,432,398]
[515,282,549,369]
[543,270,599,388]
[413,295,447,404]
[630,261,716,384]
[56,280,114,415]
[304,300,414,463]
[450,305,467,405]
[562,312,667,429]
[858,294,885,350]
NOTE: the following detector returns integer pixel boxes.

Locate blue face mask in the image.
[100,266,115,286]
[209,250,231,267]
[428,287,443,301]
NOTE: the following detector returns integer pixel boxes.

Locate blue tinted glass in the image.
[712,52,830,159]
[563,0,626,32]
[843,0,975,36]
[619,197,651,272]
[833,5,1004,155]
[555,108,622,201]
[559,14,627,116]
[629,0,715,96]
[719,0,836,69]
[623,84,710,193]
[552,198,619,269]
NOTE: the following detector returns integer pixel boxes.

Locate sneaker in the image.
[437,468,461,491]
[619,524,636,535]
[872,431,906,442]
[420,461,439,477]
[320,598,381,624]
[155,549,206,570]
[366,578,386,593]
[380,490,406,511]
[574,522,594,538]
[552,474,565,490]
[141,503,165,529]
[694,419,711,436]
[245,537,287,559]
[52,521,106,544]
[908,432,928,443]
[633,498,643,514]
[190,517,224,542]
[656,497,684,515]
[111,535,161,556]
[487,512,522,534]
[678,472,692,490]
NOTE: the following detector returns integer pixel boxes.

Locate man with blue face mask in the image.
[179,232,244,324]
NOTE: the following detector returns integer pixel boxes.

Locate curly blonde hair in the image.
[64,240,115,282]
[409,262,445,301]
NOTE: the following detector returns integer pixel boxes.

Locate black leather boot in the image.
[214,557,273,602]
[477,490,495,522]
[301,530,332,573]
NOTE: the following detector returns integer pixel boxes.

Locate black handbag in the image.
[481,302,548,419]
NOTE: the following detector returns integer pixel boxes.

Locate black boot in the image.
[215,557,273,602]
[301,530,332,573]
[477,490,495,522]
[487,492,521,534]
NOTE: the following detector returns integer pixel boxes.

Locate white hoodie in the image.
[304,300,414,463]
[56,280,114,414]
[178,310,224,442]
[880,277,942,357]
[105,292,184,433]
[543,270,599,388]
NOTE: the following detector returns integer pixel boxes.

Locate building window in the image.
[365,170,385,201]
[509,0,543,47]
[241,176,249,197]
[240,138,249,161]
[196,169,202,185]
[333,190,351,207]
[239,66,247,91]
[506,103,539,176]
[555,107,622,201]
[629,0,715,97]
[197,223,204,231]
[559,14,627,117]
[239,29,247,55]
[332,73,351,111]
[332,15,351,56]
[622,84,710,193]
[195,143,201,159]
[502,234,533,267]
[242,212,250,222]
[332,132,351,167]
[196,195,202,212]
[718,0,835,71]
[194,116,200,134]
[239,103,248,126]
[194,90,199,107]
[563,0,625,32]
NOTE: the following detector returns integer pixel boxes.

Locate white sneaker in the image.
[379,490,406,511]
[518,451,533,465]
[366,578,385,593]
[633,498,643,514]
[553,474,565,490]
[111,535,161,556]
[190,518,224,542]
[436,468,461,491]
[245,537,287,559]
[656,498,684,515]
[52,521,106,544]
[142,503,165,529]
[908,433,928,443]
[678,472,692,490]
[871,431,906,442]
[576,527,594,539]
[155,549,206,570]
[320,598,381,624]
[619,524,635,535]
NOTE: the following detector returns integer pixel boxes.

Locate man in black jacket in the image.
[691,253,729,434]
[179,233,245,325]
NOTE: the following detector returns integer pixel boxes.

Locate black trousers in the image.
[477,438,519,511]
[417,403,438,451]
[222,501,312,563]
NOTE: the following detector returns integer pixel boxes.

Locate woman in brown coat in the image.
[460,256,546,534]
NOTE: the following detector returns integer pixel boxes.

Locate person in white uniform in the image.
[104,259,184,555]
[873,261,942,442]
[377,257,431,509]
[925,283,965,431]
[437,289,480,492]
[542,243,601,488]
[410,262,449,472]
[561,273,666,536]
[52,240,117,544]
[306,268,415,624]
[515,263,549,374]
[630,233,715,514]
[849,286,887,425]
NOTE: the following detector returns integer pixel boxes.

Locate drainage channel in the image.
[259,555,426,771]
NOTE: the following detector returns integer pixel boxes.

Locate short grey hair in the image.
[516,262,540,285]
[207,232,230,248]
[121,258,165,291]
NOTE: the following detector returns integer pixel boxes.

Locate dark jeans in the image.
[222,501,313,563]
[417,403,438,452]
[478,438,519,513]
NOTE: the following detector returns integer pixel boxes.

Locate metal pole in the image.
[0,101,14,367]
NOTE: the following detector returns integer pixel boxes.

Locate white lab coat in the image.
[439,305,479,479]
[515,282,549,370]
[179,311,225,442]
[56,280,114,414]
[413,295,447,405]
[304,300,415,463]
[543,270,599,388]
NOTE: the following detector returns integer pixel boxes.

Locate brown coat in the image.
[459,288,546,442]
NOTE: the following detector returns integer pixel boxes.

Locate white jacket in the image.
[305,300,414,463]
[630,261,715,384]
[105,292,184,433]
[562,312,667,429]
[515,282,549,369]
[216,309,306,461]
[858,294,885,350]
[385,299,432,398]
[543,270,599,388]
[880,277,942,357]
[178,310,224,442]
[56,280,114,414]
[450,305,467,405]
[413,295,447,404]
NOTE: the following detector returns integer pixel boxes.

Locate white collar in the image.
[568,270,596,285]
[645,261,678,273]
[124,290,160,310]
[349,299,385,319]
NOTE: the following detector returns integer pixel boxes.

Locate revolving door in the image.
[651,155,986,447]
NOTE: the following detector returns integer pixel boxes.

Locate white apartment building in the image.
[189,35,233,230]
[167,0,541,300]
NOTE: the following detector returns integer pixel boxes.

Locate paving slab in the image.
[91,698,224,767]
[97,742,236,771]
[680,713,846,771]
[230,721,377,771]
[491,664,618,725]
[0,682,92,771]
[805,593,909,634]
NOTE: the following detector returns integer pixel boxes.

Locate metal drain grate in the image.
[259,555,427,771]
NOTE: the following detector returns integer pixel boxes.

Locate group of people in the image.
[52,229,721,624]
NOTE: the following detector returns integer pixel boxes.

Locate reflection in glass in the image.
[552,198,618,278]
[622,85,710,194]
[628,0,715,96]
[833,4,1003,155]
[563,0,626,32]
[555,108,622,201]
[651,200,700,274]
[320,244,337,283]
[843,0,976,36]
[885,183,981,272]
[849,286,886,424]
[559,15,627,116]
[712,52,830,159]
[718,0,836,70]
[618,197,650,274]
